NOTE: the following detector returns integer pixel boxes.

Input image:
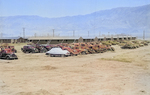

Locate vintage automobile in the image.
[0,46,17,53]
[121,43,136,49]
[46,47,70,57]
[0,48,18,60]
[21,45,39,53]
[34,44,48,53]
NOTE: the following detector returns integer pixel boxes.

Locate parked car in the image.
[21,45,39,53]
[34,44,47,53]
[0,48,18,60]
[0,46,17,53]
[46,47,70,57]
[42,44,56,51]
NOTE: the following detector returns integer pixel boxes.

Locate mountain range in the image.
[0,4,150,38]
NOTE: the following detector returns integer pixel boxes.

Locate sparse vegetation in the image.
[0,40,150,95]
[100,57,133,63]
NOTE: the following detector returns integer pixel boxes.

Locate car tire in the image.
[6,56,10,60]
[15,50,17,53]
[81,51,86,55]
[26,51,30,53]
[23,50,26,53]
[31,51,35,53]
[50,54,53,57]
[61,54,65,57]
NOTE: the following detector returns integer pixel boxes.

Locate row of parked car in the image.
[1,40,149,60]
[21,42,115,57]
[21,40,150,57]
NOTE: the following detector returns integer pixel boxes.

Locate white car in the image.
[46,47,70,57]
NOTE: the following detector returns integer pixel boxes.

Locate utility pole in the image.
[143,30,145,40]
[0,32,2,38]
[23,27,25,38]
[99,31,100,37]
[108,32,110,37]
[73,30,75,37]
[0,33,2,44]
[47,33,49,36]
[88,31,89,37]
[53,29,55,37]
[34,33,37,37]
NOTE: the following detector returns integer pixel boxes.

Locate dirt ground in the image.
[0,43,150,95]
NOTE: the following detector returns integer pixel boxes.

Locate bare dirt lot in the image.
[0,43,150,95]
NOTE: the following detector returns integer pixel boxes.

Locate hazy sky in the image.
[0,0,150,18]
